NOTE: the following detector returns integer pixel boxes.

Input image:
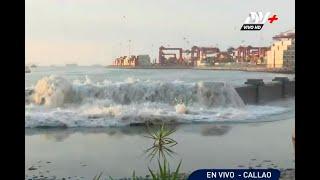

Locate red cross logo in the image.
[268,15,278,23]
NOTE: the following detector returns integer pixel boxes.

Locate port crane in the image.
[190,46,220,66]
[158,46,183,65]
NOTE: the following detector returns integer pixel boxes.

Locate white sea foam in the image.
[25,76,291,128]
[175,103,188,114]
[32,75,73,107]
[25,102,290,127]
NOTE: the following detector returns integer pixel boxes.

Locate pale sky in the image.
[26,0,295,66]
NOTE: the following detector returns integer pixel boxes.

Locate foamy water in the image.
[25,67,293,128]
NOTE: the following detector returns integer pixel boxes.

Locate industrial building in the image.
[136,55,151,66]
[113,55,151,67]
[283,39,295,69]
[266,29,295,69]
[215,52,233,63]
[234,46,269,64]
[157,46,223,66]
[112,29,294,70]
[158,46,186,65]
[157,45,270,67]
[190,46,220,66]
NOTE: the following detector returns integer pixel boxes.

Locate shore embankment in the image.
[106,65,294,74]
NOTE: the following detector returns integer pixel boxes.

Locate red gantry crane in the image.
[190,46,220,66]
[158,46,183,65]
[236,46,269,63]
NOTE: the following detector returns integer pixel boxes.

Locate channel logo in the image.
[241,12,278,31]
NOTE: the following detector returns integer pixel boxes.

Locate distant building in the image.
[283,39,295,69]
[113,54,151,67]
[65,63,78,67]
[266,29,295,68]
[190,46,220,67]
[123,56,138,66]
[235,46,268,63]
[215,52,233,63]
[197,59,212,67]
[137,55,151,66]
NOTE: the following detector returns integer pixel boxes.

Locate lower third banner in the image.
[188,169,281,180]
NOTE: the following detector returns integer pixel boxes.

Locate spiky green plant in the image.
[98,170,137,180]
[145,142,176,162]
[93,172,103,180]
[132,170,137,180]
[93,123,183,180]
[144,123,177,161]
[148,159,182,180]
[145,123,177,147]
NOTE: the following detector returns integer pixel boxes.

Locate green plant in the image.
[132,170,137,180]
[148,159,182,180]
[144,123,177,161]
[96,170,137,180]
[93,123,183,180]
[93,172,103,180]
[145,123,177,147]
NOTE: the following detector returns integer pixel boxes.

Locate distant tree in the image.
[227,47,235,54]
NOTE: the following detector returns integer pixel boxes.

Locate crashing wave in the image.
[32,75,73,107]
[175,103,188,114]
[24,76,291,128]
[27,76,245,108]
[25,102,290,128]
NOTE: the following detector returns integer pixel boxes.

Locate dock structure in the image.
[110,29,294,72]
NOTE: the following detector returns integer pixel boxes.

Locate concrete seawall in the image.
[235,77,295,104]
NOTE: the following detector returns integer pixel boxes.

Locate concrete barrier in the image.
[235,77,295,105]
[258,83,283,103]
[284,81,295,97]
[235,85,257,104]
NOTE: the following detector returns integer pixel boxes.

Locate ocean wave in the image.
[25,76,291,128]
[26,75,245,108]
[25,101,290,128]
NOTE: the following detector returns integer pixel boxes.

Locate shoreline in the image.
[106,65,295,74]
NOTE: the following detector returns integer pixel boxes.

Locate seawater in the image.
[25,67,295,178]
[25,66,294,128]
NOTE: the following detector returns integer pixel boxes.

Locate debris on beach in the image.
[28,166,37,171]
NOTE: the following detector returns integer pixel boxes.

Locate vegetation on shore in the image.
[144,123,178,161]
[93,123,185,180]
